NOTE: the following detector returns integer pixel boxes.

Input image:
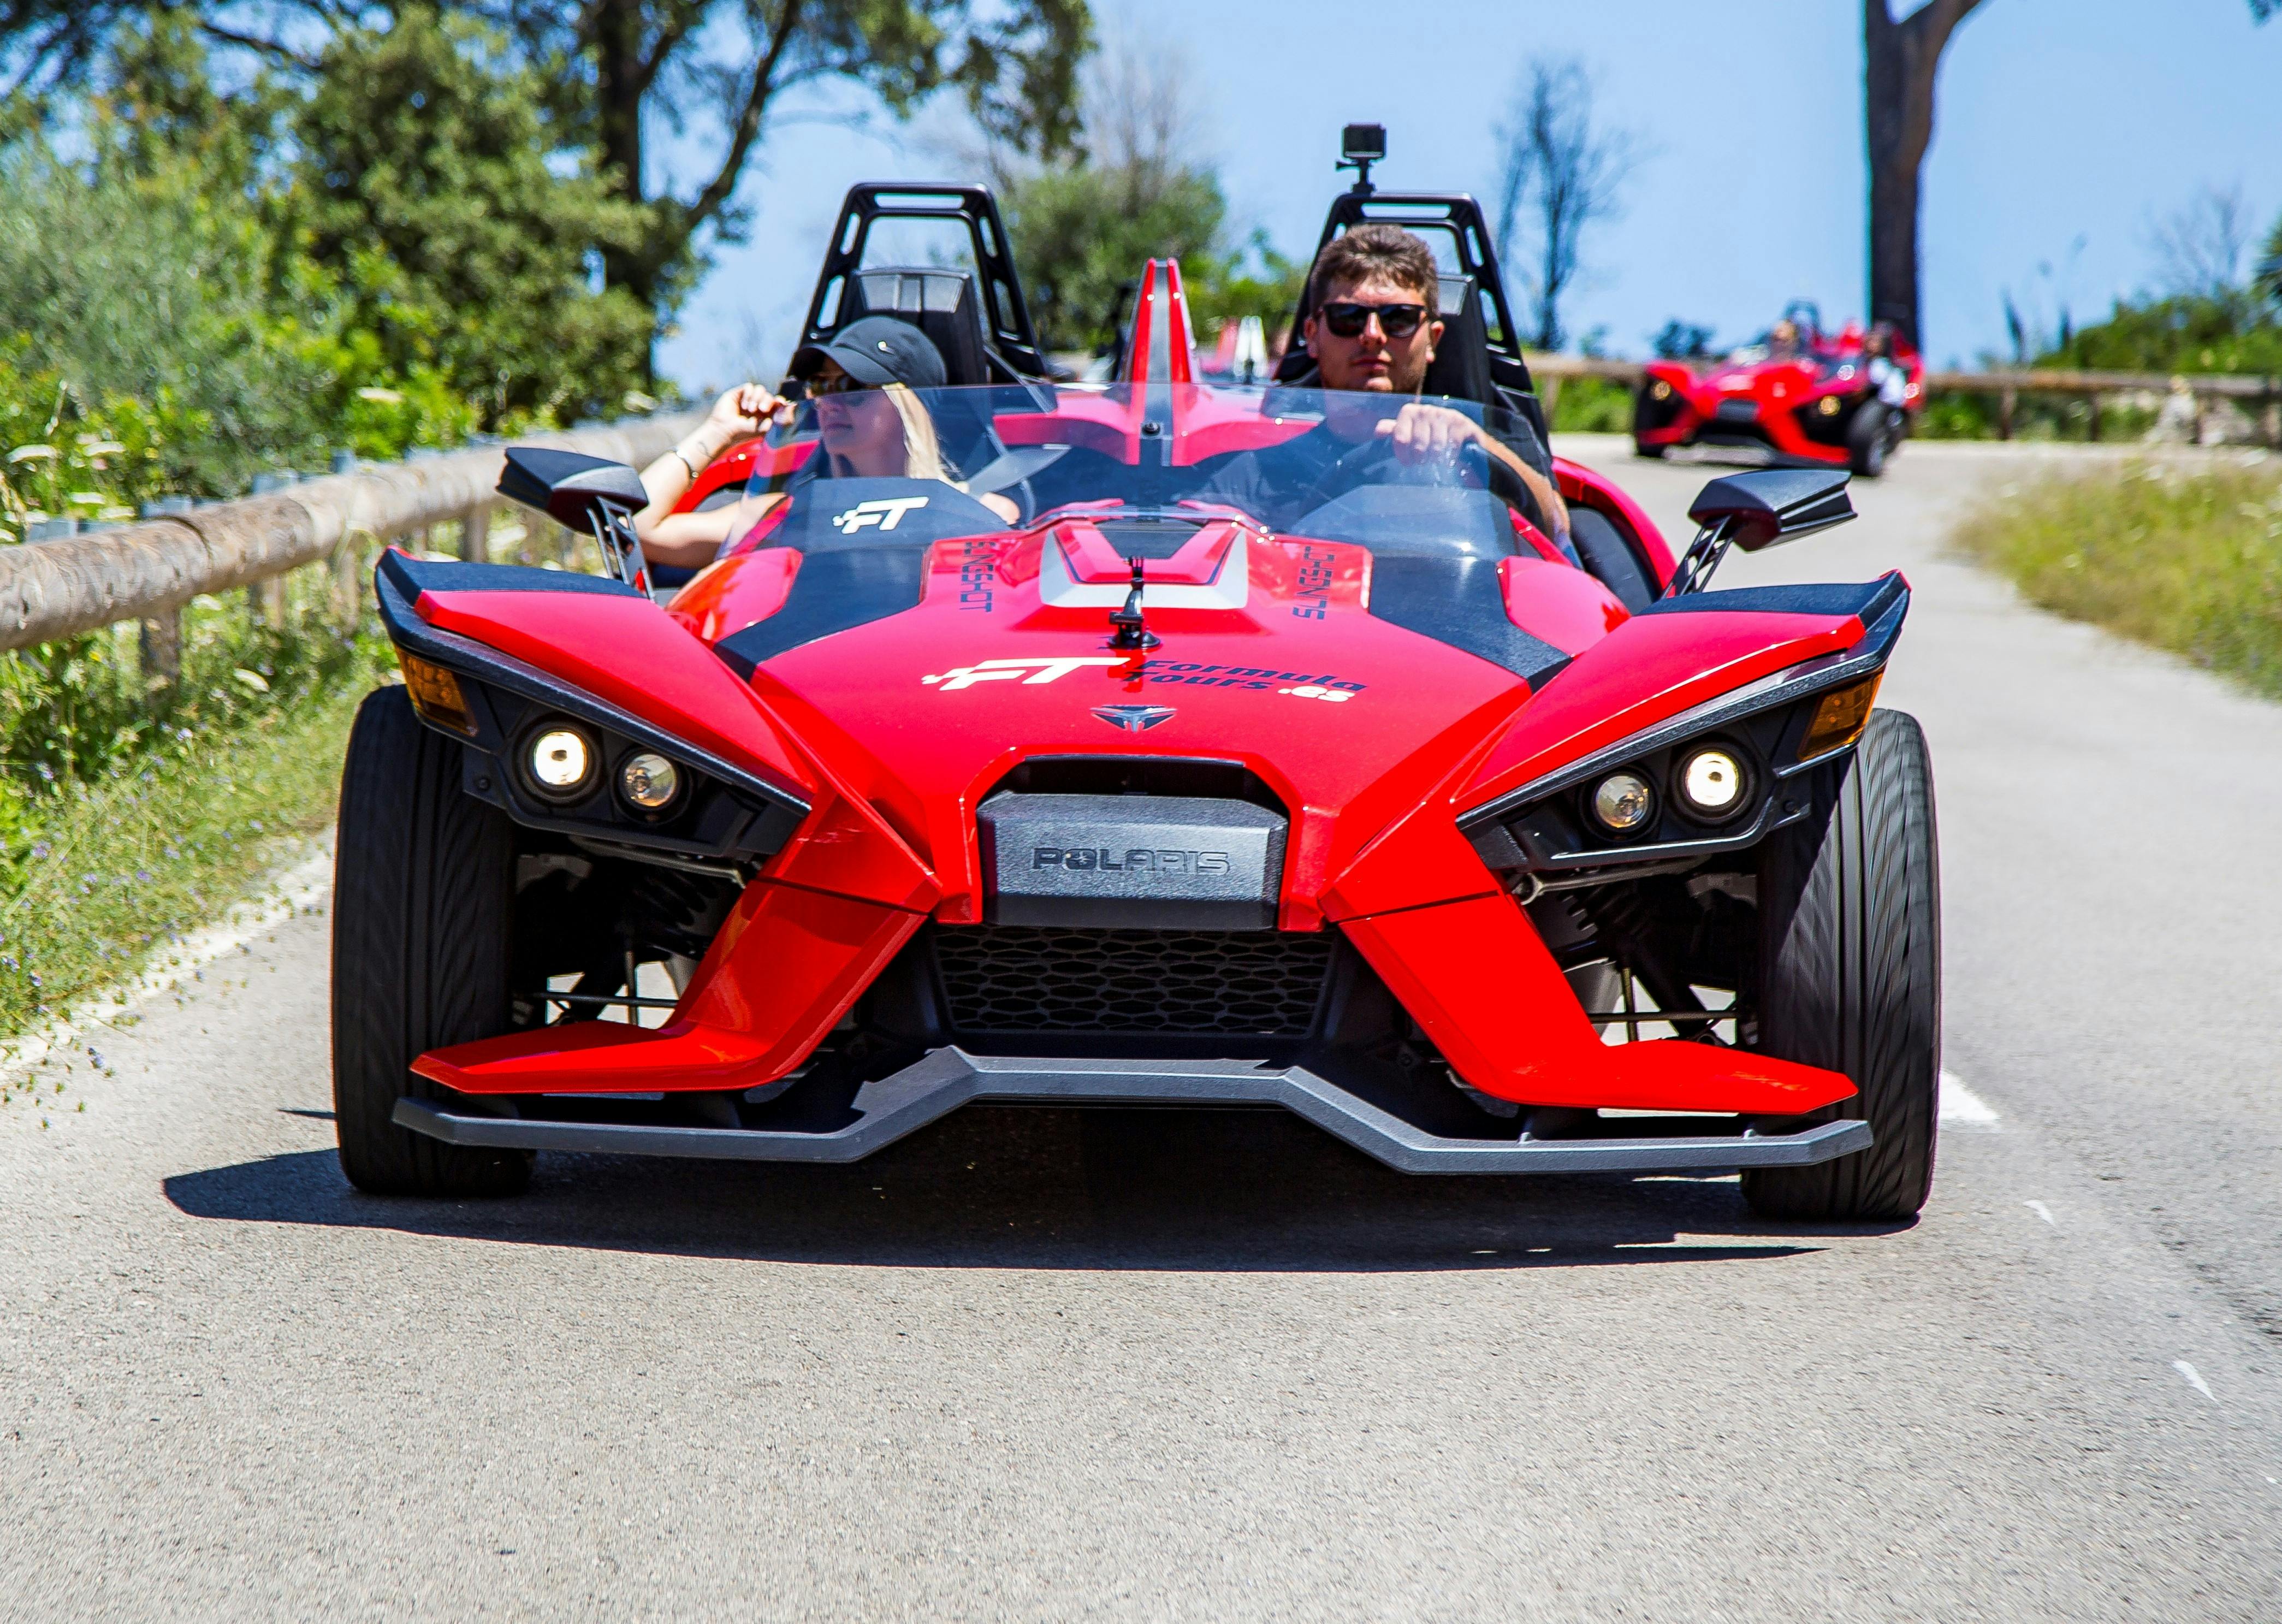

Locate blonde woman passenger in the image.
[631,317,1018,573]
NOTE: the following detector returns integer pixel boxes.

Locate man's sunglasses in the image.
[1317,300,1430,339]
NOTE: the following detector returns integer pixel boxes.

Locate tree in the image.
[288,9,654,427]
[2149,185,2254,305]
[987,40,1300,354]
[0,1,1095,372]
[1867,1,2272,348]
[1862,0,1988,348]
[1491,58,1640,353]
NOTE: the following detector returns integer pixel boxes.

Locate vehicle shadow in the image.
[163,1107,1912,1273]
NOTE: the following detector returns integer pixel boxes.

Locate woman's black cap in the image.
[789,316,948,390]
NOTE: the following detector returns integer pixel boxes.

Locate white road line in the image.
[2024,1200,2058,1227]
[2173,1360,2217,1403]
[1939,1069,2001,1129]
[0,835,335,1089]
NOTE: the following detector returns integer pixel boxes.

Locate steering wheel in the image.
[1320,431,1492,496]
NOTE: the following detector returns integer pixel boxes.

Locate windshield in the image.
[722,382,1545,557]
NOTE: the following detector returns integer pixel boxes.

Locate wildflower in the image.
[28,843,47,860]
[135,870,151,883]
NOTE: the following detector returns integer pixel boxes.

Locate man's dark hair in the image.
[1308,224,1439,306]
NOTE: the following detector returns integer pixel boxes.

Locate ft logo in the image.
[832,496,930,535]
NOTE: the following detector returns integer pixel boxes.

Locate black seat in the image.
[837,269,995,387]
[1419,275,1493,405]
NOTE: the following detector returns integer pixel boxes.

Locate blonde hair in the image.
[821,381,962,486]
[884,383,952,482]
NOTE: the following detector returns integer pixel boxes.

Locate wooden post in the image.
[1539,374,1563,418]
[331,532,366,626]
[258,573,289,627]
[139,609,181,697]
[2086,392,2102,443]
[1998,389,2017,441]
[461,503,490,564]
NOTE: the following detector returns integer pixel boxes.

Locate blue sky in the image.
[657,0,2282,388]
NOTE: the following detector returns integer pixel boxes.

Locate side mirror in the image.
[497,446,652,588]
[497,447,650,530]
[1686,467,1853,552]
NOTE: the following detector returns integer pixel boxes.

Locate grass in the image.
[0,554,394,1045]
[0,678,370,1044]
[1952,458,2282,695]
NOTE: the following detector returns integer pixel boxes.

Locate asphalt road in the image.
[3,437,2278,1621]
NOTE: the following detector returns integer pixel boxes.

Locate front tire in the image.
[1846,401,1889,477]
[1742,710,1940,1220]
[331,686,531,1196]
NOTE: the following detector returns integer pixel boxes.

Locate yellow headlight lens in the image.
[399,654,475,737]
[1798,673,1883,762]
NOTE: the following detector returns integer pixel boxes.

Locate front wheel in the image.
[1846,401,1889,477]
[1742,709,1940,1220]
[331,686,530,1196]
[1632,438,1669,460]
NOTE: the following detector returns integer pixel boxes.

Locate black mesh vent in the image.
[932,926,1335,1035]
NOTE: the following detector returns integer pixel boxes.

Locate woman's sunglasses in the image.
[809,372,881,396]
[1318,301,1430,339]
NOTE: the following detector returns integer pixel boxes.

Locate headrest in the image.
[1420,275,1493,406]
[837,269,994,388]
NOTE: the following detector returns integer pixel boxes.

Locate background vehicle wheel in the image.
[1742,709,1940,1220]
[331,686,531,1197]
[1631,387,1671,459]
[1846,401,1889,476]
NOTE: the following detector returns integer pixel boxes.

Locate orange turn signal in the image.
[400,653,476,737]
[1797,672,1881,762]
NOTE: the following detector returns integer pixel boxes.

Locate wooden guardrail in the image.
[1525,354,2282,444]
[0,413,699,654]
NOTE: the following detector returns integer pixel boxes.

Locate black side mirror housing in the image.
[498,447,651,530]
[1686,467,1854,552]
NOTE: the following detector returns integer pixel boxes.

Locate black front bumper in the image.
[395,1048,1870,1175]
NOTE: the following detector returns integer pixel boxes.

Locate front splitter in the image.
[394,1047,1870,1175]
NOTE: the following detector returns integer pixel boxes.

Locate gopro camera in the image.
[1338,123,1386,194]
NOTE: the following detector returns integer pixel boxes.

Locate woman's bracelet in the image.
[669,448,701,482]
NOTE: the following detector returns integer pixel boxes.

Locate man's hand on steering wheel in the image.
[1374,402,1489,467]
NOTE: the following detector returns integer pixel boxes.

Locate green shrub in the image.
[1549,375,1633,434]
[1953,460,2282,695]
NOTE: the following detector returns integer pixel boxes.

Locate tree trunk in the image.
[1863,0,1986,349]
[591,0,663,381]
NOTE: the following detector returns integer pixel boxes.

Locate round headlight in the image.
[1817,394,1841,416]
[527,725,595,796]
[1650,380,1673,401]
[1590,771,1656,834]
[1678,746,1748,818]
[619,751,681,811]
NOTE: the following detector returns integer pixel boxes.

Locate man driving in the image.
[1202,224,1570,549]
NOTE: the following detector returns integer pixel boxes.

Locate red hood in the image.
[740,518,1529,928]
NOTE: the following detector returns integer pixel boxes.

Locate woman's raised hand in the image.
[706,383,790,444]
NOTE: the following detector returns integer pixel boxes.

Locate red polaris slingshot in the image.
[334,157,1941,1222]
[1633,301,1925,477]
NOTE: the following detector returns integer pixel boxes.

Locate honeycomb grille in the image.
[932,926,1336,1036]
